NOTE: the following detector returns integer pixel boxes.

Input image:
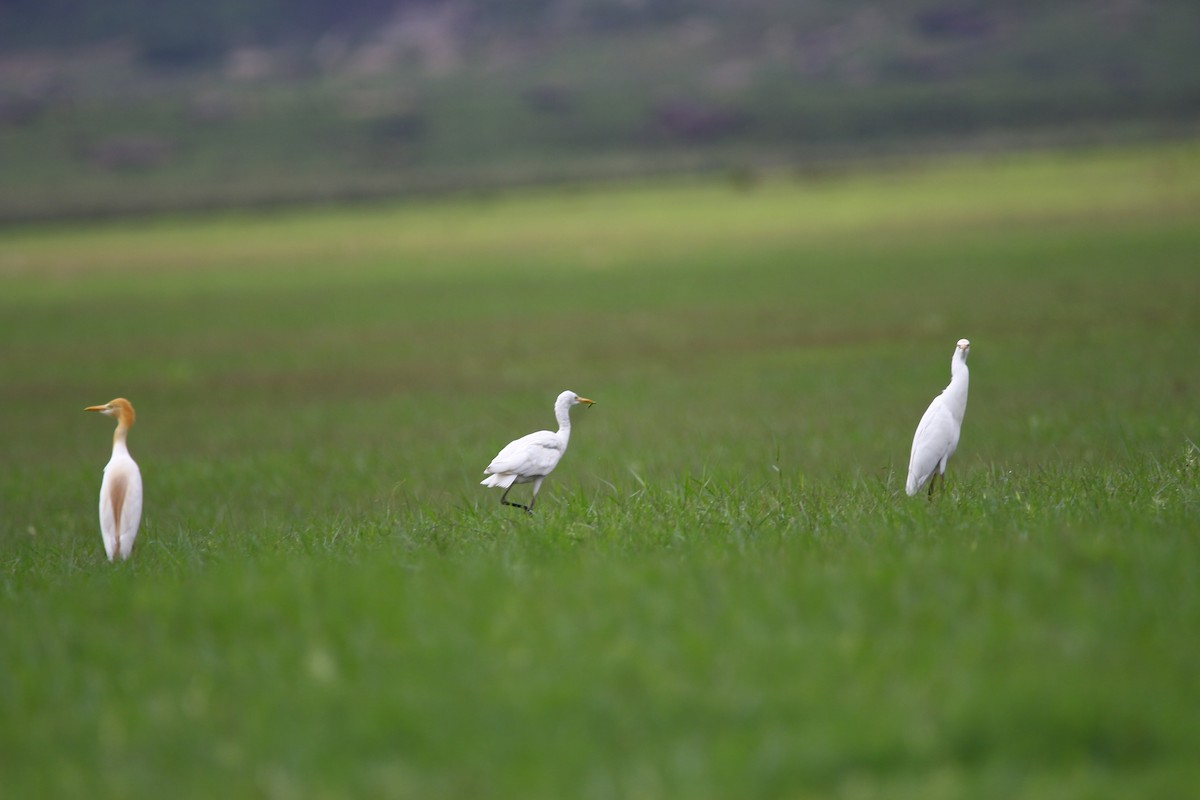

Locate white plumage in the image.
[482,390,595,512]
[906,339,970,498]
[86,398,143,560]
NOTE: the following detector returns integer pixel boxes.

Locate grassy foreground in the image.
[1,143,1199,798]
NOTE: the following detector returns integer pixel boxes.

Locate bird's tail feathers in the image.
[481,472,518,488]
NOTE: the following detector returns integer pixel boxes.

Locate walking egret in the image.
[906,339,970,498]
[85,398,143,560]
[481,390,595,512]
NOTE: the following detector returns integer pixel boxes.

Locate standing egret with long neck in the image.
[85,398,143,560]
[482,390,595,513]
[906,339,970,498]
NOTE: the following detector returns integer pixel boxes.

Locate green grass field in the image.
[2,143,1199,798]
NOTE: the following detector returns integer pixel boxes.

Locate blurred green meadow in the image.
[2,142,1200,798]
[4,1,1199,222]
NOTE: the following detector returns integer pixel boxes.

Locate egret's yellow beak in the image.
[84,405,107,413]
[578,397,596,406]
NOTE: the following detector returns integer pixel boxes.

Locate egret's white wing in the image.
[98,469,118,560]
[118,464,143,560]
[485,430,565,478]
[906,395,957,495]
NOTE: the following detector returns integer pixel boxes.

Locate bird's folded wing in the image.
[909,402,953,473]
[121,468,144,544]
[486,430,563,475]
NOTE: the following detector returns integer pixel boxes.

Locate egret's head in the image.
[558,390,596,408]
[956,339,970,360]
[85,397,136,426]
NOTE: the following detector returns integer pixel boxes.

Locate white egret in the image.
[481,390,595,512]
[85,397,143,560]
[906,339,970,498]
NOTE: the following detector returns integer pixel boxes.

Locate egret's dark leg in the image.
[527,478,544,514]
[927,472,938,501]
[500,485,531,513]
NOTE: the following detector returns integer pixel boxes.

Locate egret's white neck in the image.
[112,422,131,455]
[554,399,573,435]
[944,350,969,419]
[951,349,969,381]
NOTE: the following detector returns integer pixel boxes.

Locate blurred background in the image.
[2,0,1198,222]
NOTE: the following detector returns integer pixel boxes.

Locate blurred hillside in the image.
[1,0,1198,221]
